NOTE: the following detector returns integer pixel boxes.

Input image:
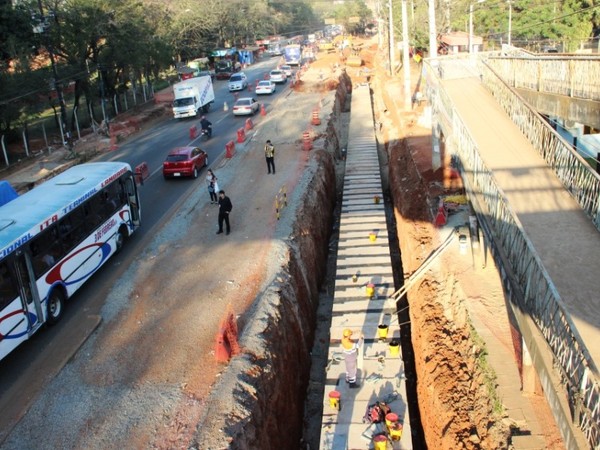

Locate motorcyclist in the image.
[200,116,212,137]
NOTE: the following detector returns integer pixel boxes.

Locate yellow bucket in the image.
[377,324,389,339]
[385,412,398,428]
[389,422,403,441]
[389,340,400,357]
[328,390,341,410]
[366,283,375,298]
[372,434,388,450]
[369,232,377,242]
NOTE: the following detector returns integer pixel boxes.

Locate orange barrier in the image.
[311,108,321,126]
[260,104,267,116]
[302,130,312,151]
[214,308,240,363]
[225,140,236,158]
[134,162,149,185]
[245,118,254,131]
[237,127,246,143]
[189,125,197,139]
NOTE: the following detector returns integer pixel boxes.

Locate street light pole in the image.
[36,0,68,133]
[469,3,474,54]
[469,0,485,54]
[388,0,394,76]
[507,0,512,47]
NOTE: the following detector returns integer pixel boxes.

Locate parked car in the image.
[232,97,259,116]
[269,69,287,84]
[279,65,293,78]
[162,146,208,179]
[228,72,248,91]
[255,80,276,95]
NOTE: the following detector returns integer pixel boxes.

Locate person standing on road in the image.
[265,140,275,174]
[206,169,219,204]
[216,190,233,235]
[341,329,363,388]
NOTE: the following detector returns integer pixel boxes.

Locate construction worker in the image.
[264,140,275,174]
[342,329,364,388]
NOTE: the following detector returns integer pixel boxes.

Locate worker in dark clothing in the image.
[216,190,233,235]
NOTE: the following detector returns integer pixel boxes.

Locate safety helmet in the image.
[343,329,353,337]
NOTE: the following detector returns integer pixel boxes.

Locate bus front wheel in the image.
[115,227,128,253]
[47,290,65,325]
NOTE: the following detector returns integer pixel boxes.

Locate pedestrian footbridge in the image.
[428,51,600,449]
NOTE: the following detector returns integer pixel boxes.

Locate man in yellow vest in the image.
[265,140,275,174]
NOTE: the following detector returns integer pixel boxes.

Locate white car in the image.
[279,65,293,78]
[228,72,248,91]
[232,97,259,116]
[255,80,276,95]
[269,69,287,84]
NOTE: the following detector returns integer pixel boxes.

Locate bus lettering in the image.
[94,218,117,242]
[62,189,97,215]
[40,214,58,232]
[101,167,128,188]
[0,233,32,258]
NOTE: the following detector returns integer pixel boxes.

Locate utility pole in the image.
[36,0,67,132]
[507,0,512,46]
[401,0,411,109]
[388,0,394,76]
[428,0,438,59]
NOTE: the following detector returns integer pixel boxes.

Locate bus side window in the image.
[59,209,87,251]
[30,227,63,278]
[0,261,18,310]
[85,196,105,231]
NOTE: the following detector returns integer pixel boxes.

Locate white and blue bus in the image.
[0,162,141,361]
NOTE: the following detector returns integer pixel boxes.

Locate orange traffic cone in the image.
[434,200,447,227]
[260,104,267,116]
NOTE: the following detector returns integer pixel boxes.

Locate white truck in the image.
[172,76,215,119]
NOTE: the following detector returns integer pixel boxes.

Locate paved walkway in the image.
[320,85,412,450]
[444,77,600,374]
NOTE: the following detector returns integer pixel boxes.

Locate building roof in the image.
[441,31,483,46]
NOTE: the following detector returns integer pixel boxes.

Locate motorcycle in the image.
[200,126,212,141]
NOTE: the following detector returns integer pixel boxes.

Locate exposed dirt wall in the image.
[191,149,336,450]
[383,88,510,449]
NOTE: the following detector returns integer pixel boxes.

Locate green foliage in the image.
[333,0,372,34]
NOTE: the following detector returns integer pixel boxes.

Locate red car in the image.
[162,146,208,179]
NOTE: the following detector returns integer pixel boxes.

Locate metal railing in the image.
[485,55,600,101]
[424,56,600,448]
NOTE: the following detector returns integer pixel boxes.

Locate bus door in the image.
[124,175,140,226]
[13,252,43,335]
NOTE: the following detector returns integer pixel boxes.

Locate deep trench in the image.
[192,77,425,450]
[299,85,426,449]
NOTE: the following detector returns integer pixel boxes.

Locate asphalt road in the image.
[0,55,290,442]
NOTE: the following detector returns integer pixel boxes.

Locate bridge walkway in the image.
[443,76,600,373]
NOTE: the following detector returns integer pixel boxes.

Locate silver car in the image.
[269,69,287,84]
[232,97,259,116]
[228,72,248,91]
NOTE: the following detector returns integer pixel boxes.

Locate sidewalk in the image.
[1,146,80,194]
